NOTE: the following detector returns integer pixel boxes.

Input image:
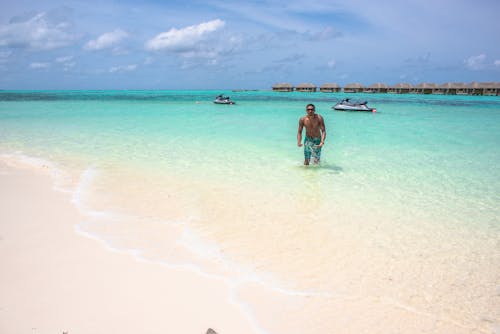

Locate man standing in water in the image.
[297,103,326,165]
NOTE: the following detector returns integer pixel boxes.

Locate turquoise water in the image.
[1,90,499,333]
[1,90,499,223]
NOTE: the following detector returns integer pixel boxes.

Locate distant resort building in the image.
[319,83,341,92]
[271,82,499,95]
[466,82,483,95]
[434,82,466,95]
[272,83,294,92]
[468,82,499,96]
[295,83,317,92]
[388,83,412,94]
[344,83,364,93]
[453,83,469,95]
[365,83,388,93]
[483,82,499,96]
[413,83,437,94]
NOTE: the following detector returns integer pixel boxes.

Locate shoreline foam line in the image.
[1,151,332,334]
[0,153,252,325]
[68,160,336,334]
[0,159,261,334]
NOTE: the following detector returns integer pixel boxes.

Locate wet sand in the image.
[0,160,256,334]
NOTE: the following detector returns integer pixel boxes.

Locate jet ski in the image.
[214,95,235,104]
[332,98,376,112]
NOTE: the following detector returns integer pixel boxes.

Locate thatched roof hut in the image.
[448,82,468,95]
[467,81,481,88]
[295,83,317,92]
[319,83,341,93]
[477,82,500,96]
[365,83,388,93]
[439,82,452,89]
[417,82,437,87]
[436,82,467,95]
[343,83,364,93]
[388,83,412,94]
[369,83,389,88]
[272,82,294,92]
[466,82,484,95]
[413,83,437,94]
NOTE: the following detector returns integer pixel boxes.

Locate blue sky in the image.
[0,0,499,89]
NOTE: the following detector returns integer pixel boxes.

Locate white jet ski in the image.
[214,95,235,104]
[332,98,376,112]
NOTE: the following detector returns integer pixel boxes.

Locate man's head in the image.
[306,103,316,116]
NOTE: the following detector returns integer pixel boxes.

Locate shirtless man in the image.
[297,103,326,165]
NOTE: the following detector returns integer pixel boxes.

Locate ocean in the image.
[1,90,499,333]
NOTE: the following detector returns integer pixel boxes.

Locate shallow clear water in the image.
[1,90,499,333]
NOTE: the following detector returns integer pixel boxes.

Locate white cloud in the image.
[494,60,500,67]
[30,62,50,69]
[145,19,225,52]
[0,12,75,50]
[465,54,486,70]
[109,64,137,73]
[84,29,128,51]
[55,56,75,70]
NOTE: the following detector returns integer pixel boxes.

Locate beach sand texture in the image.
[0,161,256,334]
[1,157,498,334]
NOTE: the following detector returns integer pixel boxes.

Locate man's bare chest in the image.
[304,116,320,127]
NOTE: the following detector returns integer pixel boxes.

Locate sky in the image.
[0,0,499,89]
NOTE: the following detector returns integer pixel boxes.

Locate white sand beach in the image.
[0,160,256,334]
[2,157,498,334]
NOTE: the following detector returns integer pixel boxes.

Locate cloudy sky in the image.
[0,0,499,89]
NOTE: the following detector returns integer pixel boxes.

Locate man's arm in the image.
[297,117,304,147]
[318,115,326,147]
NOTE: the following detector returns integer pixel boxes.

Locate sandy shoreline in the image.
[1,155,498,334]
[0,160,257,334]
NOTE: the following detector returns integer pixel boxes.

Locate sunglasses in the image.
[307,108,315,111]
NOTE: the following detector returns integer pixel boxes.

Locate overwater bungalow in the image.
[480,82,500,96]
[413,83,437,94]
[436,82,469,95]
[365,83,388,93]
[455,83,469,95]
[432,82,462,95]
[388,83,412,94]
[466,82,483,95]
[272,83,294,92]
[343,83,364,93]
[432,83,448,95]
[295,83,317,92]
[319,83,341,93]
[270,81,499,95]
